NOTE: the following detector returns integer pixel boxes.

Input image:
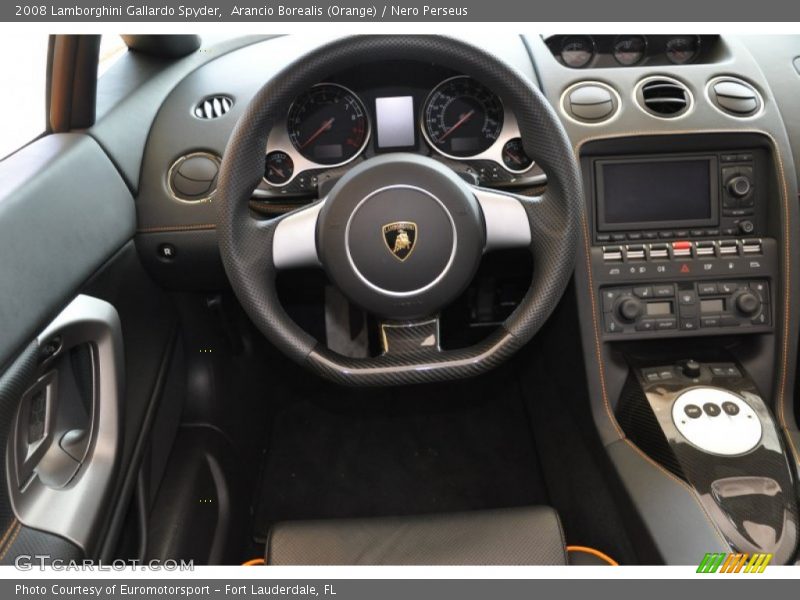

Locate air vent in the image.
[194,95,233,119]
[638,78,691,118]
[167,152,221,202]
[708,77,762,117]
[561,82,620,124]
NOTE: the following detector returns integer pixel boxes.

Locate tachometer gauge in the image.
[422,76,504,159]
[288,83,369,166]
[264,151,294,185]
[665,35,700,65]
[613,35,647,66]
[560,36,595,68]
[501,138,533,173]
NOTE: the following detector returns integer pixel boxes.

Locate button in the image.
[603,247,623,262]
[711,366,727,376]
[742,240,762,254]
[752,313,769,325]
[725,365,741,377]
[675,230,689,238]
[596,234,611,242]
[643,231,658,240]
[679,291,697,305]
[703,403,722,417]
[649,245,669,260]
[606,318,623,333]
[635,319,655,332]
[658,231,673,239]
[612,234,627,242]
[707,229,720,237]
[626,245,646,260]
[656,318,677,330]
[633,286,654,299]
[658,369,675,380]
[627,232,643,240]
[720,153,739,163]
[719,281,741,293]
[695,242,715,257]
[680,318,699,331]
[690,230,706,237]
[672,240,692,257]
[701,316,721,327]
[684,404,703,419]
[157,243,176,259]
[654,285,675,297]
[602,289,623,312]
[698,283,718,295]
[644,371,660,383]
[722,228,738,236]
[737,153,753,162]
[722,401,740,416]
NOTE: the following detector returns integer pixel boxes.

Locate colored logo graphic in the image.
[697,552,772,573]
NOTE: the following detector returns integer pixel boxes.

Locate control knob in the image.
[727,175,752,198]
[734,290,760,316]
[680,359,702,379]
[615,297,643,323]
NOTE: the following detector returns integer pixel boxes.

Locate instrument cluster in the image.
[258,69,543,200]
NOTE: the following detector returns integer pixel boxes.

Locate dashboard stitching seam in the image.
[0,522,21,561]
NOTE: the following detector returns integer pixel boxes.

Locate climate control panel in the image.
[602,279,771,338]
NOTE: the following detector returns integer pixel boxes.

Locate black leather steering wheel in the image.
[216,35,582,386]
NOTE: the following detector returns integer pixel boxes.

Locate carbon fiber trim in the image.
[216,35,581,385]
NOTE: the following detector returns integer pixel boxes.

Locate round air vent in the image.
[561,81,620,124]
[637,77,691,118]
[707,77,762,117]
[194,95,233,119]
[167,152,221,202]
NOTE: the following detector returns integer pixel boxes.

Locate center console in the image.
[589,147,776,340]
[579,133,799,563]
[617,358,798,563]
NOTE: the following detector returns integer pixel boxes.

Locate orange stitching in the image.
[0,520,17,552]
[0,523,21,562]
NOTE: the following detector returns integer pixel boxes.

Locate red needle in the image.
[269,165,285,178]
[438,109,475,142]
[299,117,335,149]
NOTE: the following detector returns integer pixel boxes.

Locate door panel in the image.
[0,133,135,371]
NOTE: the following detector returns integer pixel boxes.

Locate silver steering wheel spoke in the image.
[472,186,537,252]
[271,198,327,270]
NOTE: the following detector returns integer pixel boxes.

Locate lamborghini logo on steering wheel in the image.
[382,221,418,262]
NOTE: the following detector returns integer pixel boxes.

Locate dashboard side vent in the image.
[194,95,233,119]
[638,78,690,118]
[708,77,762,117]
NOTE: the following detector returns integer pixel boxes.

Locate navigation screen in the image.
[599,158,714,226]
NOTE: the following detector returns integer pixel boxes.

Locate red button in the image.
[672,241,692,250]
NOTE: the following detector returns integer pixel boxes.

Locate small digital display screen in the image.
[598,158,715,227]
[646,301,673,316]
[451,137,480,153]
[701,299,725,313]
[313,144,343,161]
[375,96,415,149]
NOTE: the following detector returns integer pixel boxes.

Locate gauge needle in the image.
[505,150,524,165]
[299,117,335,149]
[269,165,285,178]
[438,109,475,142]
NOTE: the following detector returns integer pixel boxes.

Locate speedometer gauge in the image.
[422,76,504,159]
[288,83,369,166]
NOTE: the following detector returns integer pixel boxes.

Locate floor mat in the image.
[253,364,548,540]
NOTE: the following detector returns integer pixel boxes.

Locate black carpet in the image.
[252,363,548,540]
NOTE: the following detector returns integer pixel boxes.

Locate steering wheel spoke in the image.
[380,318,441,356]
[271,199,326,270]
[472,186,538,252]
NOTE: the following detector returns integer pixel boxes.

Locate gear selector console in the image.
[617,360,798,563]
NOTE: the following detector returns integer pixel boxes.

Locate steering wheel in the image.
[216,35,581,386]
